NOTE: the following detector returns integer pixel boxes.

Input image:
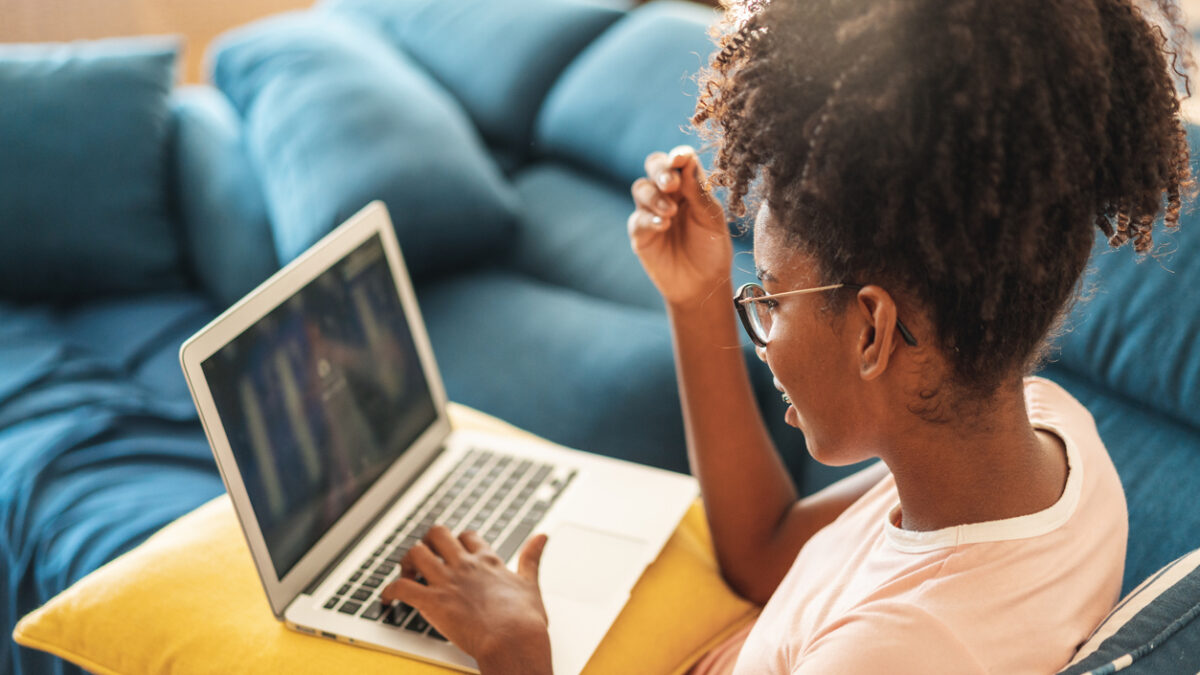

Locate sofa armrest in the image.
[170,85,278,308]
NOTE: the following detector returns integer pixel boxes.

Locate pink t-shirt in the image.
[698,377,1127,674]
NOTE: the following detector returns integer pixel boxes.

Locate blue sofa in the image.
[2,0,1198,673]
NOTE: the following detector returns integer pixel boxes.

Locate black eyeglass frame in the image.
[733,282,919,349]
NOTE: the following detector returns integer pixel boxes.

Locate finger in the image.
[651,144,696,193]
[668,145,726,229]
[424,525,463,566]
[458,529,488,555]
[631,177,677,218]
[380,576,434,608]
[402,541,448,584]
[627,209,668,251]
[517,533,549,583]
[644,151,673,191]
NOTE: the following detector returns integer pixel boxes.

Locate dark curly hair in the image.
[695,0,1194,397]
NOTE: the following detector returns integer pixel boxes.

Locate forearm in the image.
[667,282,801,603]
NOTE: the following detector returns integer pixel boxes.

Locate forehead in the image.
[752,205,809,282]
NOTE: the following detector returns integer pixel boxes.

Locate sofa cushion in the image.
[170,86,278,308]
[211,13,519,278]
[1048,125,1200,432]
[0,294,223,675]
[1041,366,1200,595]
[12,406,758,675]
[1058,547,1200,675]
[0,37,186,302]
[418,270,687,471]
[509,162,665,310]
[323,0,623,162]
[534,1,720,186]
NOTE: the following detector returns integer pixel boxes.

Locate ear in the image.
[853,286,899,381]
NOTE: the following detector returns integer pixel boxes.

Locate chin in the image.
[803,435,870,468]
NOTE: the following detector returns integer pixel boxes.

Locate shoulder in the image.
[792,602,986,675]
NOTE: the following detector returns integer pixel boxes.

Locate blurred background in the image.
[0,0,315,83]
[2,0,1199,102]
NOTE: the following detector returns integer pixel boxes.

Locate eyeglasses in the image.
[734,282,919,348]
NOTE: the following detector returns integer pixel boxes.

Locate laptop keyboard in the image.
[321,448,575,640]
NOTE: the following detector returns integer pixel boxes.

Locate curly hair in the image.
[694,0,1194,396]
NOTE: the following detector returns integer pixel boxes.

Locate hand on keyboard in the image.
[381,525,553,675]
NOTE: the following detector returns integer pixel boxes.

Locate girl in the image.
[382,0,1192,672]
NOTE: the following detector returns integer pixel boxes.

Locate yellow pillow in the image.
[14,404,758,674]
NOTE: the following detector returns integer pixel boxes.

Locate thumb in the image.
[667,145,725,226]
[517,533,549,583]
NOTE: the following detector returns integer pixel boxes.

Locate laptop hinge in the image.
[302,445,445,596]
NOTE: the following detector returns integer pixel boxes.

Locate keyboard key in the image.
[405,612,430,633]
[495,520,539,562]
[375,562,395,576]
[324,597,339,610]
[360,558,375,570]
[429,627,449,641]
[361,575,385,589]
[351,588,371,602]
[384,603,413,626]
[338,600,362,615]
[349,571,362,583]
[337,584,351,596]
[361,600,385,621]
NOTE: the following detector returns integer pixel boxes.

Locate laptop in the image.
[179,201,698,674]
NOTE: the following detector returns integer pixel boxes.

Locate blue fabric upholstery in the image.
[0,38,186,302]
[509,163,664,310]
[418,270,685,470]
[1058,548,1200,674]
[323,0,623,161]
[1050,203,1200,432]
[170,86,278,308]
[0,295,223,675]
[535,1,720,185]
[210,13,519,276]
[1041,366,1200,595]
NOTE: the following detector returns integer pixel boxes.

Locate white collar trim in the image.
[883,419,1083,554]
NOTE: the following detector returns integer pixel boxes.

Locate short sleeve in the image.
[792,603,986,675]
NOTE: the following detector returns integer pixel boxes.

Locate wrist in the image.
[664,278,736,316]
[476,626,552,675]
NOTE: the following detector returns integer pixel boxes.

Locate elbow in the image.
[719,568,777,606]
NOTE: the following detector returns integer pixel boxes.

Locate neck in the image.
[880,380,1068,532]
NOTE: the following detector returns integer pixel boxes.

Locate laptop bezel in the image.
[179,201,453,618]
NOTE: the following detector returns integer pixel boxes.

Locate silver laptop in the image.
[179,201,698,674]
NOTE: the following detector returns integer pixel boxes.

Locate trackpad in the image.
[538,523,650,605]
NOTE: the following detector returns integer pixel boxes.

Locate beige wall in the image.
[0,0,314,83]
[2,0,1199,112]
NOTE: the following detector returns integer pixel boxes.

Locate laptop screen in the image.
[201,234,438,579]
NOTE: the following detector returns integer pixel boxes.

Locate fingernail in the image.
[657,172,671,187]
[650,215,663,226]
[657,199,671,212]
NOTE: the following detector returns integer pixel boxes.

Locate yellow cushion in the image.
[14,403,758,674]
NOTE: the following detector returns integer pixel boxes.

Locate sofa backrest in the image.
[323,0,625,169]
[1046,147,1200,434]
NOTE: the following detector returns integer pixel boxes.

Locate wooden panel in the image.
[0,0,313,83]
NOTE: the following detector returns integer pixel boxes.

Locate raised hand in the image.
[627,145,731,308]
